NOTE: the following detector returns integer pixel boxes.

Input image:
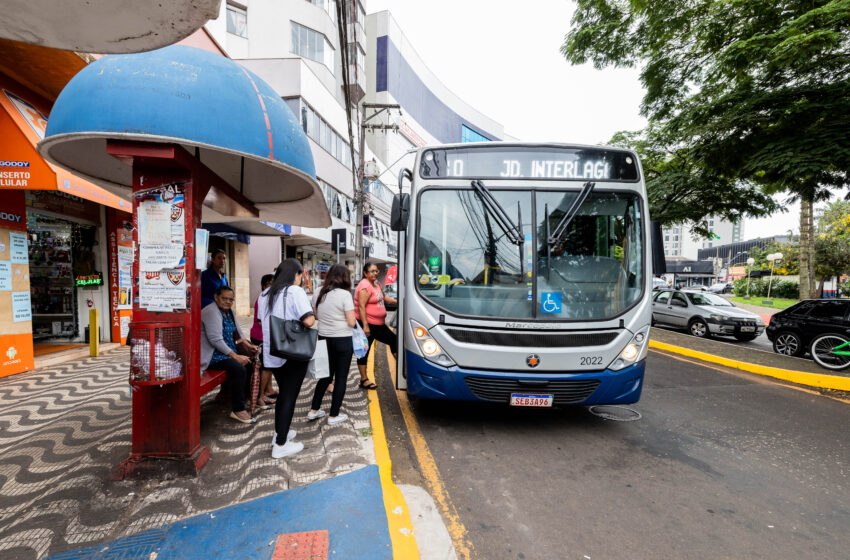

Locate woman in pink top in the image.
[355,262,398,389]
[250,274,277,406]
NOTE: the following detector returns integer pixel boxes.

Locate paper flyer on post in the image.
[135,184,187,310]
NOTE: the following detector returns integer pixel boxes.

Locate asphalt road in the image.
[376,349,849,560]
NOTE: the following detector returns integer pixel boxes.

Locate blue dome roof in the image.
[39,45,330,227]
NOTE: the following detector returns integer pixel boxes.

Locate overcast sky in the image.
[367,0,802,240]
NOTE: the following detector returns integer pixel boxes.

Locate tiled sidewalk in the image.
[0,345,373,559]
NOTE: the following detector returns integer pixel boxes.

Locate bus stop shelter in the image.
[38,44,331,477]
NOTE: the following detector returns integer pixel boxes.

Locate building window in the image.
[347,43,365,75]
[226,4,248,38]
[291,21,335,72]
[318,179,355,225]
[306,0,336,23]
[286,98,352,169]
[461,125,491,143]
[345,0,365,24]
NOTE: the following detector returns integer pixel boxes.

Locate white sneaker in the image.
[327,413,348,425]
[271,440,304,459]
[306,410,326,421]
[271,430,296,446]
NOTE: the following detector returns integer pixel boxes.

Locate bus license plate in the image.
[510,393,554,407]
[740,326,756,332]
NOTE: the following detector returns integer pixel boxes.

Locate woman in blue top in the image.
[200,286,258,424]
[259,259,316,459]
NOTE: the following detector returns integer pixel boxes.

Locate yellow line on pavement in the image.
[366,344,420,559]
[649,348,850,404]
[648,340,850,392]
[387,347,476,560]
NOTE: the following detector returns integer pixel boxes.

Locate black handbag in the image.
[269,286,318,361]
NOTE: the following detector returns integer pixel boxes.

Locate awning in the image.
[0,85,131,212]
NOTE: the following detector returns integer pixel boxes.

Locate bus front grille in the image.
[464,377,601,404]
[444,329,618,348]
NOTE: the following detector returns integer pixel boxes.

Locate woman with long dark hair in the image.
[258,258,315,458]
[355,261,398,389]
[308,264,356,424]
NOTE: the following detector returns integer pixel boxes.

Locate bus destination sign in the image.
[420,146,639,182]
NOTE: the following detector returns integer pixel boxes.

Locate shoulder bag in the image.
[269,286,318,361]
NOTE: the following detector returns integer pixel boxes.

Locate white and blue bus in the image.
[389,143,664,407]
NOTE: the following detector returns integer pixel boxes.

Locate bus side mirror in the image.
[391,193,410,231]
[651,221,666,275]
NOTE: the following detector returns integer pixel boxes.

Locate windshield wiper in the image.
[547,181,596,250]
[471,180,523,245]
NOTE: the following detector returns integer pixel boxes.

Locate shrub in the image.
[732,278,798,299]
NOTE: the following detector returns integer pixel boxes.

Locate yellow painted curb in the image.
[649,340,850,391]
[387,347,475,560]
[366,344,420,559]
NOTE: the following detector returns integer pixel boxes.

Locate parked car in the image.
[682,284,709,292]
[708,282,733,294]
[653,277,668,290]
[652,289,765,341]
[765,299,850,357]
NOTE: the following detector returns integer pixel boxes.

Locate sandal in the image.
[262,396,277,406]
[359,379,377,390]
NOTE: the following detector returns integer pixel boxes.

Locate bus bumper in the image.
[405,352,645,405]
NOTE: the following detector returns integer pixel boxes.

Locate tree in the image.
[608,129,777,238]
[814,199,850,295]
[749,241,800,276]
[563,0,850,298]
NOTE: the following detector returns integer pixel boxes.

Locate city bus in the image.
[389,143,664,407]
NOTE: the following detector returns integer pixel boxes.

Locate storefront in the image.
[0,72,132,374]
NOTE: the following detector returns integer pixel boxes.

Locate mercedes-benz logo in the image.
[526,354,540,368]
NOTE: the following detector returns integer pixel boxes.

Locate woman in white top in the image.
[308,264,356,425]
[258,258,315,459]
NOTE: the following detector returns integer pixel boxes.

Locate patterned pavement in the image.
[0,343,373,559]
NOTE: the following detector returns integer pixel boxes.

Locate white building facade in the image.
[663,217,744,260]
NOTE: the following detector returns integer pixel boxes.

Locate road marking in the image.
[648,340,850,391]
[649,348,850,404]
[365,345,420,559]
[386,346,476,560]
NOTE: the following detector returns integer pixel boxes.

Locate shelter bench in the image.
[200,369,228,396]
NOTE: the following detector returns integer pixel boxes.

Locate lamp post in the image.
[765,252,783,303]
[745,257,755,299]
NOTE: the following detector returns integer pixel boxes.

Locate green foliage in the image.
[733,277,799,299]
[748,242,800,275]
[608,129,778,235]
[839,281,850,297]
[564,0,850,294]
[814,200,850,279]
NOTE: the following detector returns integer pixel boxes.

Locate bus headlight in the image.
[410,319,456,367]
[609,326,651,371]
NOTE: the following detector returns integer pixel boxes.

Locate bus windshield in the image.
[416,188,644,320]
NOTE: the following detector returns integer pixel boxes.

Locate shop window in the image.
[27,213,98,340]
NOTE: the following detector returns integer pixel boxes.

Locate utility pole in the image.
[355,103,400,275]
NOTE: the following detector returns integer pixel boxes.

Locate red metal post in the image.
[111,141,254,479]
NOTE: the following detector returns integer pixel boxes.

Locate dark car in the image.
[765,299,850,357]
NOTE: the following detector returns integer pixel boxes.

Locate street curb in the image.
[649,340,850,391]
[366,344,420,559]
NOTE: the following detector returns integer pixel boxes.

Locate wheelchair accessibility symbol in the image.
[540,292,562,314]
